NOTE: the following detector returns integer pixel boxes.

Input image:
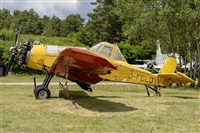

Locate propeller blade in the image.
[4,53,15,76]
[14,25,22,48]
[4,25,22,76]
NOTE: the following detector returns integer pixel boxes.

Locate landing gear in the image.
[34,85,51,99]
[145,85,161,96]
[34,74,53,99]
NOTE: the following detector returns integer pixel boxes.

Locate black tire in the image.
[34,85,51,99]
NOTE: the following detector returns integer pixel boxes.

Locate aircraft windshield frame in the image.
[112,51,123,61]
[91,42,127,62]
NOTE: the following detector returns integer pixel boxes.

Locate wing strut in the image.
[59,81,78,109]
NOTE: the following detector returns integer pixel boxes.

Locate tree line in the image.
[0,0,199,87]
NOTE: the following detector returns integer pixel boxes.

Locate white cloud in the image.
[1,0,96,20]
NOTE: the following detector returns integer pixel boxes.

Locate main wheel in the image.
[34,85,51,99]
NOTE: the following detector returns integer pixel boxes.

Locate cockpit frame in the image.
[90,42,127,63]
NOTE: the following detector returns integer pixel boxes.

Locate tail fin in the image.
[156,40,162,56]
[159,57,177,73]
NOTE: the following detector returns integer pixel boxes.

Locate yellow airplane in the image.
[5,28,194,101]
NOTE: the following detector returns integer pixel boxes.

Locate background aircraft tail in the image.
[156,40,162,56]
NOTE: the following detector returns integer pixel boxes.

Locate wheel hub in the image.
[38,90,48,99]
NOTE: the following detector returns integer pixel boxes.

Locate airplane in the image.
[5,27,195,104]
[134,40,184,72]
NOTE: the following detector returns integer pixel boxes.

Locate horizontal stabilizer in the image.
[176,72,195,83]
[158,72,195,86]
[158,57,194,86]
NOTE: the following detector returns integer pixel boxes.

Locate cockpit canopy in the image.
[90,42,127,63]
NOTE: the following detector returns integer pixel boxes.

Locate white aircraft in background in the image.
[133,40,184,73]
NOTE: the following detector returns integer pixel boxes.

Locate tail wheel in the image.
[34,85,51,99]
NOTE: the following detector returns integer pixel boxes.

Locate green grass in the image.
[0,74,67,82]
[1,82,200,132]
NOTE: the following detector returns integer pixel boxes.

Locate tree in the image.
[84,0,123,45]
[116,0,199,86]
[0,9,12,30]
[114,0,158,60]
[42,15,61,37]
[27,8,41,35]
[40,15,50,34]
[60,14,84,38]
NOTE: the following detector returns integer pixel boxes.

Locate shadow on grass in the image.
[170,96,199,99]
[52,90,138,112]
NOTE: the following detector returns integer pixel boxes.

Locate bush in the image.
[118,42,141,63]
[0,29,15,41]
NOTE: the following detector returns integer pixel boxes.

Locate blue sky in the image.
[1,0,96,20]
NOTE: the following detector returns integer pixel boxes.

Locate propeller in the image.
[145,59,159,73]
[4,26,22,76]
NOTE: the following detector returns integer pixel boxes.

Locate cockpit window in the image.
[92,43,102,52]
[113,51,123,60]
[91,42,127,62]
[99,46,112,57]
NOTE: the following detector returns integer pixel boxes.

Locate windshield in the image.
[99,46,112,57]
[92,43,102,52]
[90,42,127,62]
[113,51,123,61]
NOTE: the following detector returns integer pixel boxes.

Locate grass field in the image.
[0,74,67,82]
[1,76,200,132]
